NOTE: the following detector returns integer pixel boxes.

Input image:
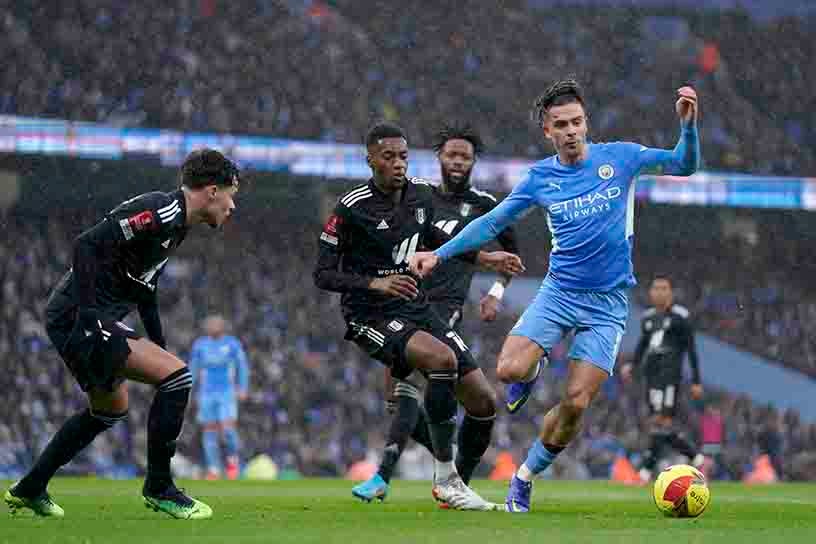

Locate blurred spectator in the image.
[0,2,813,174]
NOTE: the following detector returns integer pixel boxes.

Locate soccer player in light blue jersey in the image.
[189,315,249,480]
[410,79,700,512]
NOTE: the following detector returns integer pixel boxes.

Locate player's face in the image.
[204,316,226,337]
[206,185,238,228]
[543,102,588,162]
[439,139,476,190]
[368,137,408,192]
[649,279,673,308]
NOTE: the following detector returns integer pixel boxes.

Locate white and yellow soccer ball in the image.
[652,464,710,518]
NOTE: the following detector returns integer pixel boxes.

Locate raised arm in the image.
[636,86,701,176]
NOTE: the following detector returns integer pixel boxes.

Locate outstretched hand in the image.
[408,251,440,279]
[676,86,698,125]
[478,251,525,276]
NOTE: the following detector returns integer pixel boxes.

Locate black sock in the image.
[424,369,458,463]
[456,414,495,485]
[642,431,670,472]
[378,383,421,483]
[145,367,192,493]
[667,431,698,460]
[16,409,125,497]
[410,406,434,455]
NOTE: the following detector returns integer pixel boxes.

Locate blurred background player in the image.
[352,122,520,502]
[621,276,704,481]
[410,80,700,512]
[189,314,249,480]
[5,149,239,519]
[315,122,522,510]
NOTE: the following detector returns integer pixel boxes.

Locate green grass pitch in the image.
[2,479,815,543]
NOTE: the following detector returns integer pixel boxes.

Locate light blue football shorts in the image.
[509,280,629,375]
[196,393,238,424]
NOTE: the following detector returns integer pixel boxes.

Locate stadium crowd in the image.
[1,207,815,482]
[633,205,816,378]
[0,1,813,175]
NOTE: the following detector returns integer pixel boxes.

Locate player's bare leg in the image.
[505,356,607,513]
[498,335,548,413]
[537,360,607,445]
[124,338,212,519]
[404,332,494,510]
[455,369,497,485]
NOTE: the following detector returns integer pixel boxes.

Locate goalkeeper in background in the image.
[189,315,249,480]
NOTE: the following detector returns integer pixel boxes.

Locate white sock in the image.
[523,361,541,383]
[516,463,534,482]
[434,460,456,481]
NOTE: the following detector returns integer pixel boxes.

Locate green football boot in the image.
[5,484,65,517]
[142,484,212,520]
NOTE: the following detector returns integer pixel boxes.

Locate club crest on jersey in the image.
[415,208,426,224]
[598,164,615,180]
[387,319,404,332]
[460,203,472,217]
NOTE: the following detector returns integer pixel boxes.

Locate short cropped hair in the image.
[180,148,240,189]
[365,122,407,147]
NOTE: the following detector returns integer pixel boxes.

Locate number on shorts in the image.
[649,385,675,411]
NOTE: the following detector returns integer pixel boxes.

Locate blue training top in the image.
[189,335,250,396]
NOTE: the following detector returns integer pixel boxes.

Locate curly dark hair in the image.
[531,79,586,126]
[432,121,485,156]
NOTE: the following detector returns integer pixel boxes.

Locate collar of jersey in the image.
[435,183,469,201]
[553,143,593,169]
[170,189,188,227]
[368,178,409,204]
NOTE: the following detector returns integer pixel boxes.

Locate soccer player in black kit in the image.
[351,122,520,503]
[4,149,240,519]
[621,276,704,481]
[314,122,523,510]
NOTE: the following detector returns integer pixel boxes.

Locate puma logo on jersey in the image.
[549,181,562,191]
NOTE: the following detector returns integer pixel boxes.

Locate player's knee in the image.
[496,356,526,383]
[561,385,594,416]
[428,345,457,372]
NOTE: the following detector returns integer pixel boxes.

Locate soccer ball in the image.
[652,464,710,518]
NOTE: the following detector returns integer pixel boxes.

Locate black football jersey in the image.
[47,190,189,322]
[314,178,470,321]
[423,185,519,306]
[633,304,701,385]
